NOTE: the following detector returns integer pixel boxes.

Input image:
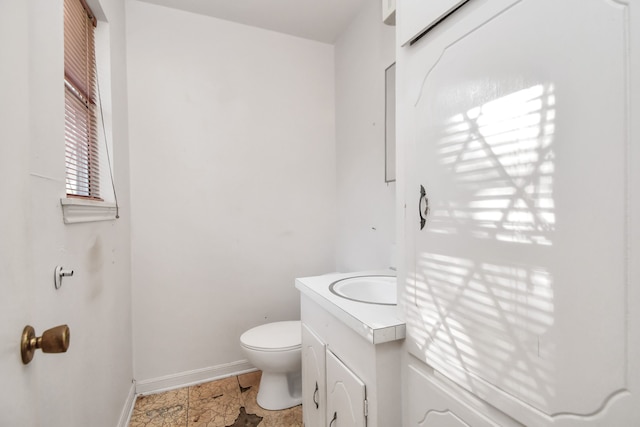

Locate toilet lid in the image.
[240,321,301,352]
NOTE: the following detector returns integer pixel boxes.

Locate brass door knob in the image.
[21,324,70,364]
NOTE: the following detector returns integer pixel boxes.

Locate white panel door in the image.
[401,0,640,424]
[0,0,37,425]
[398,0,468,45]
[326,350,366,427]
[302,324,326,427]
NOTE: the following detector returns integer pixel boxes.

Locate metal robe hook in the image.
[54,266,74,290]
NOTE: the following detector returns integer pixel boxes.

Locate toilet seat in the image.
[240,320,301,352]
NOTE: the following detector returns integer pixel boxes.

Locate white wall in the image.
[127,1,336,384]
[335,0,396,272]
[0,0,133,425]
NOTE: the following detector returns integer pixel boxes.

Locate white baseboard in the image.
[117,381,137,427]
[134,359,256,395]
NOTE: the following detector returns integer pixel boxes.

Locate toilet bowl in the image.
[240,320,302,410]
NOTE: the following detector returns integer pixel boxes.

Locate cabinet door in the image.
[302,324,326,427]
[398,0,468,45]
[401,0,640,424]
[407,363,522,427]
[326,350,366,427]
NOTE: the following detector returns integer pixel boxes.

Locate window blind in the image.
[64,0,100,199]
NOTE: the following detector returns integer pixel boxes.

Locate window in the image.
[64,0,100,199]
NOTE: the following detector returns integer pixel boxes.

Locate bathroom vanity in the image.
[295,272,405,427]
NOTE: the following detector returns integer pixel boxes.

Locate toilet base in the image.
[256,370,302,410]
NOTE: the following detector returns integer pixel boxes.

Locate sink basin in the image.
[329,275,397,305]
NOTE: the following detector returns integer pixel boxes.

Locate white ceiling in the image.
[136,0,367,44]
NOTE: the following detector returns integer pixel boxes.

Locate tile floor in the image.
[128,371,303,427]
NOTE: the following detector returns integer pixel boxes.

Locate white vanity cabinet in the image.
[302,322,367,427]
[398,0,640,425]
[296,273,405,427]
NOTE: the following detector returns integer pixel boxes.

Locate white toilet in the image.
[240,320,302,410]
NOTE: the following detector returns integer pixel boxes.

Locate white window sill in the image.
[60,198,117,224]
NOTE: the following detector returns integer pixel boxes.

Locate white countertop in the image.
[295,270,406,345]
